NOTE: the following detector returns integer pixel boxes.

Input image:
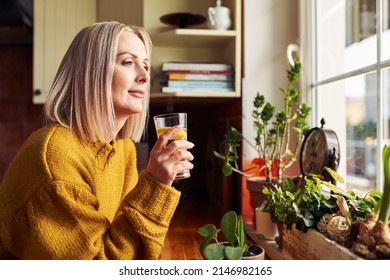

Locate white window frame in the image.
[299,0,390,191]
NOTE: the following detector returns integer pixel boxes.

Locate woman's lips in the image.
[128,90,144,98]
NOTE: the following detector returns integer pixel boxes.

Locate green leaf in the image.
[197,224,217,238]
[224,246,243,260]
[237,217,245,249]
[379,144,390,222]
[203,244,225,260]
[321,180,348,196]
[323,166,344,183]
[213,151,226,160]
[198,224,218,255]
[221,211,237,246]
[222,164,233,176]
[302,211,314,227]
[257,233,266,240]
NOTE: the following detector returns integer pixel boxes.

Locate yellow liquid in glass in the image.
[155,126,190,180]
[156,127,187,140]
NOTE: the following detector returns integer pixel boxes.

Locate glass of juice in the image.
[153,113,190,180]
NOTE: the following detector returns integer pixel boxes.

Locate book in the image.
[166,80,233,88]
[162,87,234,93]
[162,62,233,72]
[167,73,234,81]
[164,69,234,75]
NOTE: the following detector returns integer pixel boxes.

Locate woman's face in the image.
[112,31,149,123]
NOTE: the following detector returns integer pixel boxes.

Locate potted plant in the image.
[257,168,339,247]
[337,144,390,259]
[259,165,384,257]
[214,58,311,183]
[213,58,311,231]
[197,210,265,260]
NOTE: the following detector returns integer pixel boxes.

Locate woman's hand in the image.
[146,125,194,186]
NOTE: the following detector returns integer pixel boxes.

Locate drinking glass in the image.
[153,113,190,180]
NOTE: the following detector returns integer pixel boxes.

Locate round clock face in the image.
[300,128,328,176]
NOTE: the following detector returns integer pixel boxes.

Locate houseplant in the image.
[197,210,265,260]
[338,144,390,259]
[214,58,311,183]
[259,165,385,259]
[213,58,311,235]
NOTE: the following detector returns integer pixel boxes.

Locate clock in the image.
[299,118,340,183]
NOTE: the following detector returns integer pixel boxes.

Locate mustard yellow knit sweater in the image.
[0,124,180,260]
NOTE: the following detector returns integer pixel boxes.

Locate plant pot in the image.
[255,210,278,240]
[282,224,361,259]
[246,177,274,210]
[242,244,265,260]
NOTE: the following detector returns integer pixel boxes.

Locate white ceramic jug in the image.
[208,0,231,31]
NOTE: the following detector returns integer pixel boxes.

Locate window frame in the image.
[299,0,390,191]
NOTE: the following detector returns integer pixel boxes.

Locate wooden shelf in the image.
[150,28,237,48]
[150,92,240,105]
[148,0,241,102]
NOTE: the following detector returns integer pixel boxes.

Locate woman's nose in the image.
[136,65,149,84]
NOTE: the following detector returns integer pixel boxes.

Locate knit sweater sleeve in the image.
[0,173,180,260]
[103,170,181,260]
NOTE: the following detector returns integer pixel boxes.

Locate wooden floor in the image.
[159,194,221,260]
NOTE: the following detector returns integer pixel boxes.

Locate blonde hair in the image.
[43,21,152,142]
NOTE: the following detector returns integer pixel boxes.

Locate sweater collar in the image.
[89,135,117,169]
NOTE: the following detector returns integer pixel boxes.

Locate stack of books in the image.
[160,62,234,93]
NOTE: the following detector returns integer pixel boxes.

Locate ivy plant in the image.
[258,167,382,232]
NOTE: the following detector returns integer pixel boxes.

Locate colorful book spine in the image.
[164,69,233,74]
[166,80,233,88]
[162,62,233,72]
[162,87,234,93]
[167,73,234,81]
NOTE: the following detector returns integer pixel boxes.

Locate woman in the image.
[0,21,194,260]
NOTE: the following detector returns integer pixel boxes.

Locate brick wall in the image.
[0,26,43,181]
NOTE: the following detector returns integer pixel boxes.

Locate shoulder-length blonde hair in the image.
[43,21,152,143]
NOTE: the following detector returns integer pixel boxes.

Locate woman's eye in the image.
[122,60,134,66]
[144,65,150,72]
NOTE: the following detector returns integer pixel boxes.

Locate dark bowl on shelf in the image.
[160,12,206,28]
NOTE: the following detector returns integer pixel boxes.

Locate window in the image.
[300,0,390,192]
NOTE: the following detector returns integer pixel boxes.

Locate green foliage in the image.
[198,210,248,260]
[213,59,311,182]
[259,175,335,232]
[258,168,382,232]
[379,144,390,223]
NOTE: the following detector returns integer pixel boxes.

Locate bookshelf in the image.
[145,0,242,102]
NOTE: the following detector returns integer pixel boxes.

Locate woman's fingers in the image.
[154,125,181,149]
[146,126,194,186]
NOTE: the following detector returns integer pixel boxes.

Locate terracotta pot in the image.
[246,177,276,210]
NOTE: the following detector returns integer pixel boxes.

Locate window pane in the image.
[385,68,390,142]
[381,0,390,61]
[317,0,377,81]
[317,72,377,191]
